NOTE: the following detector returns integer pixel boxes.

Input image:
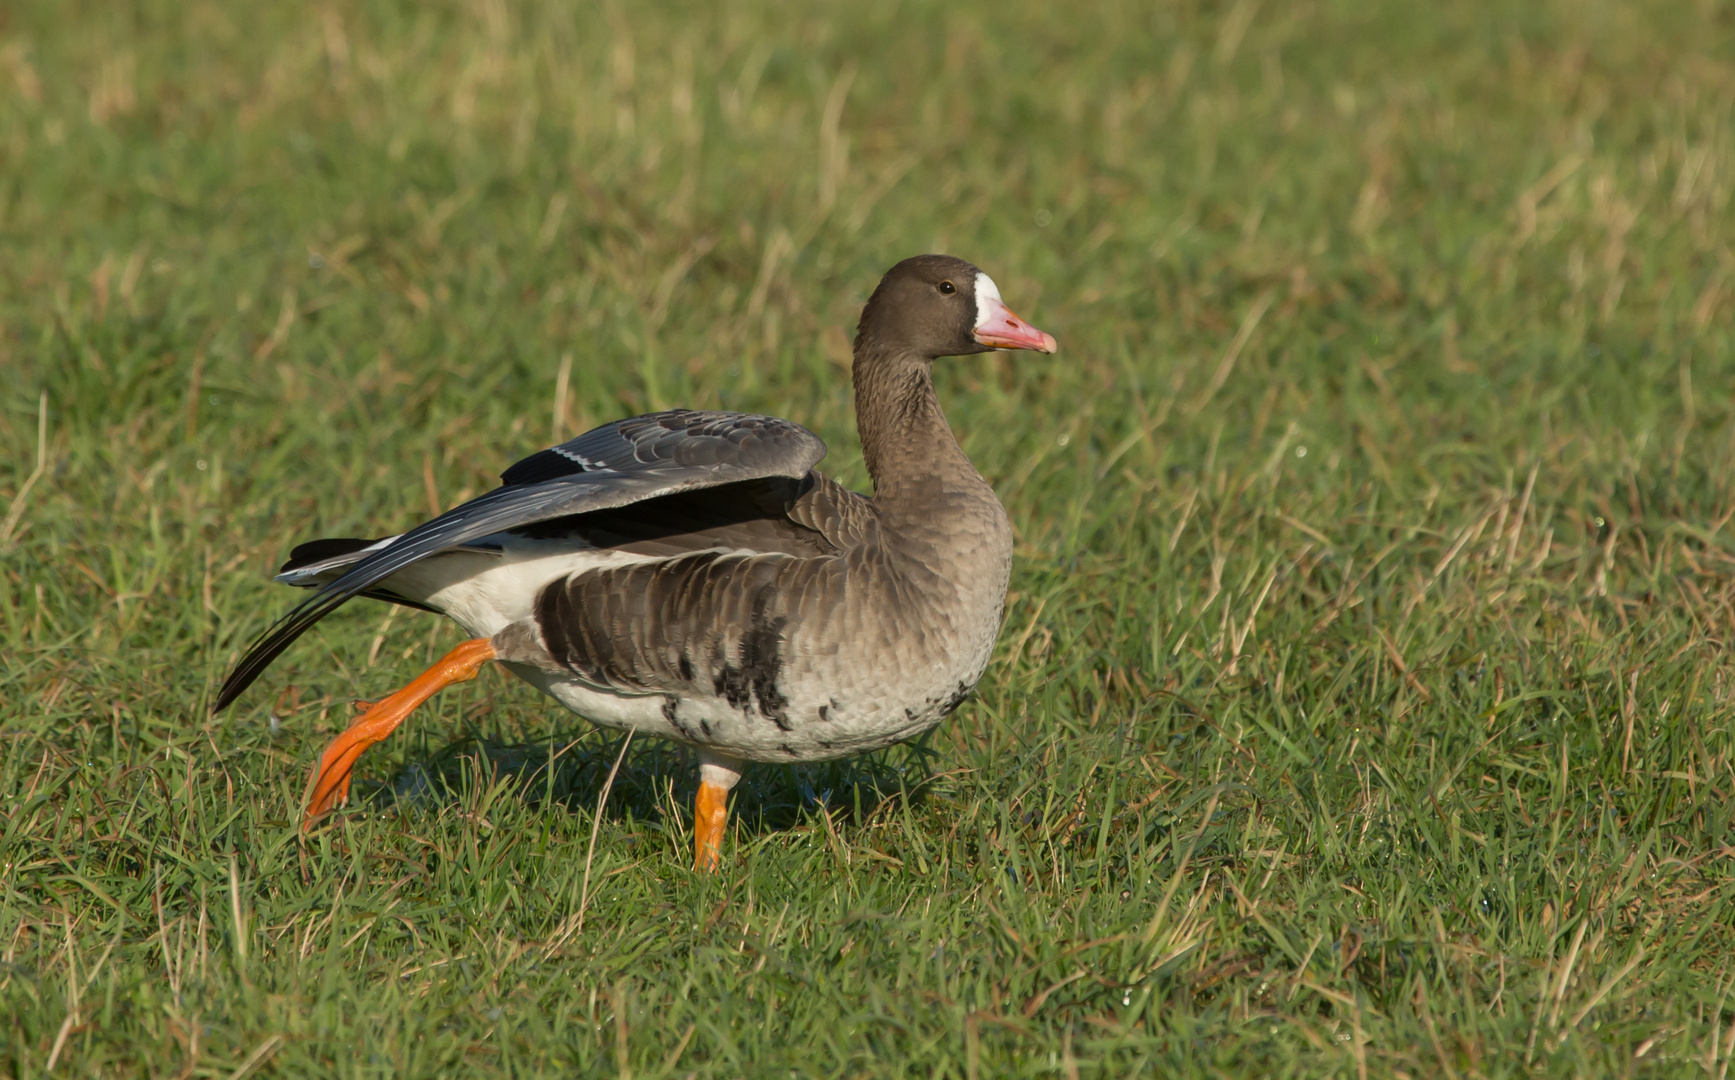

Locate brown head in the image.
[854,255,1058,362]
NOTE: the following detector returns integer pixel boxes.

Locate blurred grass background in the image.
[3,0,1734,1075]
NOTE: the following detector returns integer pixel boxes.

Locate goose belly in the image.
[503,661,986,763]
[502,594,1004,764]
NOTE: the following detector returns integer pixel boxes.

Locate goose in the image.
[214,254,1057,870]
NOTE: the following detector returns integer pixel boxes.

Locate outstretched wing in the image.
[213,410,827,713]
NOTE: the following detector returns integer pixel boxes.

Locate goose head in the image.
[855,255,1058,361]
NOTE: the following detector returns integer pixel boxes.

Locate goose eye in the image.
[938,281,956,295]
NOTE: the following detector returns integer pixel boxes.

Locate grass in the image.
[2,0,1734,1074]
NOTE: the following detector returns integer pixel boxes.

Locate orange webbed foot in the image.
[301,639,496,831]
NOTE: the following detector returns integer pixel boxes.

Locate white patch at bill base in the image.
[972,272,1004,329]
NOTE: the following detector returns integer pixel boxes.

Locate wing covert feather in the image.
[501,410,826,485]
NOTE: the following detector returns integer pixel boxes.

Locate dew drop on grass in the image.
[1295,445,1307,458]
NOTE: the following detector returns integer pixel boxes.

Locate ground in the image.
[3,0,1734,1075]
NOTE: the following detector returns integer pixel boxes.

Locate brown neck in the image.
[852,344,982,510]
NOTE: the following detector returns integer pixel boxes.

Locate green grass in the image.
[3,0,1734,1074]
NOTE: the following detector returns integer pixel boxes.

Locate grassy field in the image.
[3,0,1734,1074]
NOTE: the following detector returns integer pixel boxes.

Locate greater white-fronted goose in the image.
[214,254,1057,869]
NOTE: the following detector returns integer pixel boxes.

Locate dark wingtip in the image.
[209,588,350,715]
[211,673,247,716]
[211,626,291,714]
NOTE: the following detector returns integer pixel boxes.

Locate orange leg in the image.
[693,753,743,872]
[694,780,730,871]
[302,638,496,831]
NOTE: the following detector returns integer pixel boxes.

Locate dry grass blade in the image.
[0,390,48,545]
[225,1034,283,1080]
[44,1008,78,1073]
[1567,945,1647,1030]
[546,732,634,955]
[1186,290,1275,415]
